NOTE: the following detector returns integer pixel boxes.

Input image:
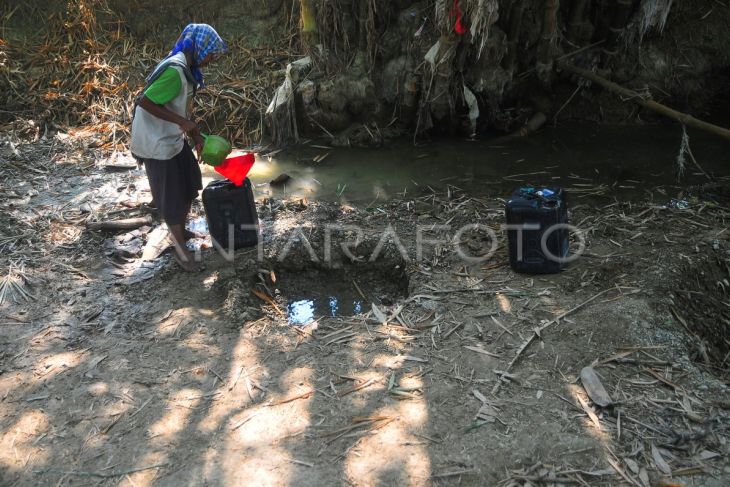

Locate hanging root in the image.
[676,125,712,181]
[676,125,689,180]
[434,0,499,58]
[623,0,674,46]
[465,0,500,59]
[434,0,450,32]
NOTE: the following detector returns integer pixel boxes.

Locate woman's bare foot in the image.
[173,249,203,272]
[140,202,158,215]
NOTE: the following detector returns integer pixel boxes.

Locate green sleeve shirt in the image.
[144,67,182,105]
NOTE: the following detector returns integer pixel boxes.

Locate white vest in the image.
[130,53,193,160]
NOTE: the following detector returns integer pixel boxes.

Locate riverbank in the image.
[1,123,729,486]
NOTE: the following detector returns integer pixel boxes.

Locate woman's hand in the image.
[192,134,204,154]
[179,118,199,136]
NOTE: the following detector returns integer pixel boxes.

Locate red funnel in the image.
[214,153,255,186]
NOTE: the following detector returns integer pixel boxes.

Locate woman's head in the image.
[170,24,227,86]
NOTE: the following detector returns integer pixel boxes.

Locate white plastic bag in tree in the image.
[424,40,441,69]
[266,64,294,116]
[463,84,479,134]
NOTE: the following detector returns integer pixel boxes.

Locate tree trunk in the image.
[567,0,589,44]
[537,0,560,82]
[504,2,524,71]
[604,0,633,56]
[301,0,318,44]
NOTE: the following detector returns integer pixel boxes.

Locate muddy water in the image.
[198,123,729,324]
[201,123,730,204]
[286,296,364,325]
[270,265,409,326]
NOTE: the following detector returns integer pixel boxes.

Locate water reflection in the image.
[187,216,209,235]
[288,299,315,325]
[185,217,211,252]
[287,297,363,325]
[206,125,730,204]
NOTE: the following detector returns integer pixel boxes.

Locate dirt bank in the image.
[2,1,729,148]
[1,125,729,485]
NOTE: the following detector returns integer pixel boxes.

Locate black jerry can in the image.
[202,178,259,250]
[504,187,569,274]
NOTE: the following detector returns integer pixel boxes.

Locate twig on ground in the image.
[492,286,639,395]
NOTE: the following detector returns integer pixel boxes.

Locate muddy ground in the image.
[1,125,730,486]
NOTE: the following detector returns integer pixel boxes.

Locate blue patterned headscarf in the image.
[169,24,227,88]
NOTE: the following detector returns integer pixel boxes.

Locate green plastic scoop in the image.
[199,133,232,166]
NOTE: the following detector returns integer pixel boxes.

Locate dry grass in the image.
[0,0,299,150]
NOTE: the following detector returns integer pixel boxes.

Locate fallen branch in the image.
[509,475,582,484]
[492,287,638,395]
[38,463,168,478]
[559,61,730,140]
[251,288,285,316]
[430,469,477,479]
[517,40,605,78]
[269,389,314,406]
[320,416,393,445]
[337,378,377,397]
[86,216,153,231]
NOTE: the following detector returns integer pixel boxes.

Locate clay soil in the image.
[1,126,730,486]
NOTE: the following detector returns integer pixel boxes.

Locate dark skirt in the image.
[142,142,202,225]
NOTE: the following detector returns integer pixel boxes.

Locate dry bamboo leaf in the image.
[85,354,108,373]
[371,303,387,323]
[638,468,650,487]
[624,457,639,475]
[464,345,500,358]
[580,366,613,407]
[651,444,672,475]
[697,450,720,460]
[476,403,498,422]
[678,394,705,423]
[490,315,513,335]
[576,394,602,430]
[401,355,428,363]
[472,389,487,404]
